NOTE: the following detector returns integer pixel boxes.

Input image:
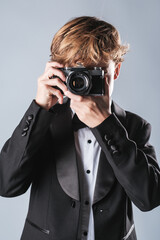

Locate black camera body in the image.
[58,67,105,96]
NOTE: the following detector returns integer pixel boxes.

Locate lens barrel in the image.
[67,71,91,95]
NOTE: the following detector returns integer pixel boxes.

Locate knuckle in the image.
[57,91,62,98]
[60,72,65,80]
[38,80,44,87]
[38,75,43,82]
[47,68,54,77]
[49,89,55,96]
[49,66,55,72]
[53,88,59,96]
[46,92,50,98]
[78,96,83,102]
[46,61,50,67]
[44,84,48,90]
[52,78,59,86]
[39,79,46,86]
[87,106,91,113]
[45,62,50,71]
[92,101,97,107]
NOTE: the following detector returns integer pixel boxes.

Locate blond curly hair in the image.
[50,16,129,67]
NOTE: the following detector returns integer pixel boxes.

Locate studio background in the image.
[0,0,160,239]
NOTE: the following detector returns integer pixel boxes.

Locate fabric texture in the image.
[0,98,160,240]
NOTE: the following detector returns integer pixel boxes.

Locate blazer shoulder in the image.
[112,101,150,129]
[124,110,152,145]
[125,110,150,127]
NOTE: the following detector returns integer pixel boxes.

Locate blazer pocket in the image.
[26,218,50,235]
[21,218,51,240]
[122,224,136,240]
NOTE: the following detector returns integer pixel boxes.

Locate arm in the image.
[91,113,160,211]
[0,61,67,197]
[57,64,160,211]
[0,100,52,197]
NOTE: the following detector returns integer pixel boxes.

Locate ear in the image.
[114,63,121,80]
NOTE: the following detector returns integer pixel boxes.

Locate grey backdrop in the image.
[0,0,160,239]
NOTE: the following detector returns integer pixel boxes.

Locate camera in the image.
[53,67,105,96]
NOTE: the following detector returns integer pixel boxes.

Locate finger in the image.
[48,86,64,104]
[44,78,68,93]
[64,91,83,102]
[45,61,64,71]
[45,68,66,82]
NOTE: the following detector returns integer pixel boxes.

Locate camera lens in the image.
[67,72,91,95]
[71,77,85,89]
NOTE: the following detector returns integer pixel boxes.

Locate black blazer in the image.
[0,98,160,240]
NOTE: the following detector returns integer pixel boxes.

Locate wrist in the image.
[35,99,49,111]
[91,113,113,129]
[90,113,111,128]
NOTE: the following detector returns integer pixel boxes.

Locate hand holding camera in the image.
[35,61,106,111]
[35,61,111,127]
[35,61,67,111]
[65,82,111,128]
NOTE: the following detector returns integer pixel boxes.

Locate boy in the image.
[0,16,160,240]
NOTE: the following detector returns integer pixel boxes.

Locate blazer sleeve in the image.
[91,113,160,211]
[0,100,52,197]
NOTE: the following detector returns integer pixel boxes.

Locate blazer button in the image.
[26,120,30,125]
[22,131,27,137]
[110,145,117,151]
[104,134,109,141]
[28,114,33,121]
[71,200,76,208]
[23,125,29,131]
[112,150,119,156]
[107,139,112,145]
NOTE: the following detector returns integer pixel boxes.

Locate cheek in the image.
[109,80,114,96]
[105,75,114,97]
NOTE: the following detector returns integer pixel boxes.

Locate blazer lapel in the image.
[111,100,126,127]
[49,99,127,203]
[93,150,116,204]
[49,97,80,201]
[93,100,127,204]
